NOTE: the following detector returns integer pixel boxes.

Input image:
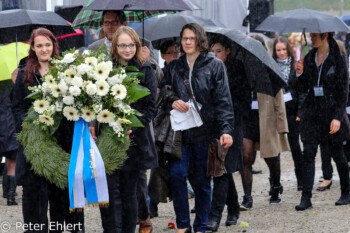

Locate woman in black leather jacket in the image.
[160,23,234,233]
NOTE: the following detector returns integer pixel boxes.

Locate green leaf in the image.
[133,109,143,117]
[126,66,139,72]
[25,108,39,122]
[25,92,42,100]
[127,115,144,127]
[127,72,144,78]
[127,84,150,103]
[49,115,63,136]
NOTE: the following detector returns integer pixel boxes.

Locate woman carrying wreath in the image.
[12,28,84,233]
[109,26,158,233]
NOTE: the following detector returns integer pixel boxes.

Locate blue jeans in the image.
[169,141,211,233]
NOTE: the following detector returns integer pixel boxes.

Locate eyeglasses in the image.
[117,43,137,49]
[181,37,196,42]
[103,20,120,26]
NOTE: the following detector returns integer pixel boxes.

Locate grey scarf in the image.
[277,56,292,83]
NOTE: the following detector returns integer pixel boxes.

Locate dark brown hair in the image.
[250,34,267,50]
[110,26,146,65]
[272,36,294,64]
[24,28,59,85]
[180,23,209,53]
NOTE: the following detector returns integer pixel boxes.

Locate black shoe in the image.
[185,227,192,233]
[7,176,17,206]
[225,214,238,226]
[240,195,253,210]
[335,193,350,205]
[252,168,262,174]
[190,207,196,213]
[317,181,332,191]
[270,186,282,204]
[206,219,219,232]
[295,196,312,211]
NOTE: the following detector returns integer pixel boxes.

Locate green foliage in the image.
[126,115,144,127]
[127,84,151,104]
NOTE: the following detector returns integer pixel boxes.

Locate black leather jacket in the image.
[160,52,234,144]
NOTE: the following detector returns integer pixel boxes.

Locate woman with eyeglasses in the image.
[110,26,158,232]
[295,32,350,210]
[160,23,234,233]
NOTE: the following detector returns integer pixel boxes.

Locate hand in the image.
[294,60,304,75]
[89,126,97,141]
[296,116,300,122]
[172,100,189,112]
[11,68,19,84]
[141,46,151,61]
[329,119,341,134]
[220,134,233,149]
[127,130,132,136]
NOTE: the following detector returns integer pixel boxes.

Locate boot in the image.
[139,216,153,233]
[206,218,220,232]
[2,175,8,198]
[7,176,17,206]
[270,186,282,204]
[240,195,253,210]
[335,192,350,206]
[295,194,312,211]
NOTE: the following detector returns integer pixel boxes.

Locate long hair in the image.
[24,28,59,85]
[110,26,145,65]
[272,36,294,64]
[180,23,209,53]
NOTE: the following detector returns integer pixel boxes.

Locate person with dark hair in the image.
[272,36,304,191]
[206,35,251,232]
[295,32,350,210]
[160,23,234,233]
[12,27,59,233]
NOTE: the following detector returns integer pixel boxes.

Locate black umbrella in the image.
[85,0,199,11]
[0,9,76,44]
[204,26,286,96]
[255,8,349,33]
[135,14,223,49]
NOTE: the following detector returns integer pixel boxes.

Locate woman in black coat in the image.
[206,35,250,232]
[272,36,304,191]
[295,32,350,210]
[110,26,157,233]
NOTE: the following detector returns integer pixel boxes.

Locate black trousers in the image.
[22,174,49,233]
[148,168,159,214]
[302,142,350,196]
[137,169,150,220]
[286,113,303,182]
[320,141,333,180]
[209,173,239,222]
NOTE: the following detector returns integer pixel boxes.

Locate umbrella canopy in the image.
[85,0,200,11]
[340,13,350,26]
[135,14,223,49]
[255,8,349,33]
[72,0,177,29]
[0,9,76,44]
[0,43,29,81]
[205,26,286,96]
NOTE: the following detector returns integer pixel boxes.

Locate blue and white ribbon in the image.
[68,118,109,209]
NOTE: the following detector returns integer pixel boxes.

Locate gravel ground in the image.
[1,148,350,233]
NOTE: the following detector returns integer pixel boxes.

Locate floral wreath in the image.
[18,47,149,189]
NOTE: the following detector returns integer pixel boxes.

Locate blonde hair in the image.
[336,40,347,57]
[110,26,146,65]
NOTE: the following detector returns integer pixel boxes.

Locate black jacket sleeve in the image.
[12,70,28,133]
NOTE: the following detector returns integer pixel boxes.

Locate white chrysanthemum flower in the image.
[44,75,56,87]
[107,74,123,86]
[74,50,79,55]
[82,50,90,56]
[63,106,80,121]
[117,118,131,124]
[114,101,133,115]
[58,80,68,94]
[61,53,76,64]
[62,95,74,105]
[55,102,63,112]
[95,80,110,96]
[64,68,76,84]
[85,83,97,96]
[92,104,103,113]
[111,84,127,100]
[33,99,50,114]
[96,109,115,123]
[94,62,110,80]
[85,57,98,66]
[77,64,92,76]
[105,61,113,71]
[71,76,83,88]
[83,80,92,88]
[81,109,96,122]
[39,114,54,126]
[51,85,64,98]
[109,121,124,135]
[69,86,81,97]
